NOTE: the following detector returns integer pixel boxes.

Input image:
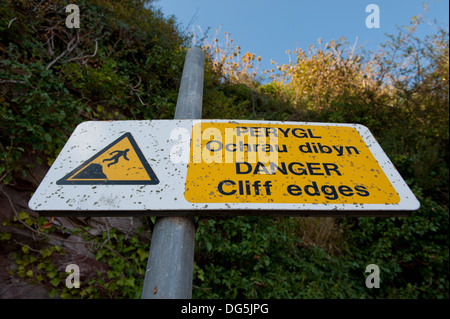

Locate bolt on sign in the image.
[29,120,420,216]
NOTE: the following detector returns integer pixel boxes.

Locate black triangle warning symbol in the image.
[57,132,159,185]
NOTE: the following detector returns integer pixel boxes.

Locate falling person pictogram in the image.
[57,132,159,185]
[102,149,130,167]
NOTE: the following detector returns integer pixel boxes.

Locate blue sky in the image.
[155,0,449,78]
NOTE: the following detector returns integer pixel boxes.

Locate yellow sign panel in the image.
[185,122,400,205]
[57,133,159,185]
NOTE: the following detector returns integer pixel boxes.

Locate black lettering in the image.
[323,163,342,176]
[321,185,338,200]
[236,162,252,174]
[250,127,261,137]
[245,180,251,194]
[355,185,370,197]
[269,162,287,175]
[238,180,244,195]
[218,180,236,195]
[254,162,271,175]
[307,128,321,138]
[338,185,354,196]
[304,181,320,196]
[332,145,344,156]
[287,184,302,196]
[292,128,308,138]
[278,127,290,137]
[345,146,359,155]
[239,141,251,152]
[263,181,272,195]
[288,162,307,175]
[206,140,222,152]
[253,180,261,195]
[265,127,277,137]
[225,143,236,152]
[276,144,287,152]
[299,143,312,153]
[318,143,332,153]
[307,162,324,175]
[236,127,248,136]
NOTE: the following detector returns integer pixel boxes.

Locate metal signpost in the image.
[141,46,204,299]
[28,47,420,299]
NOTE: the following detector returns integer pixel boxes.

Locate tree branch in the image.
[7,17,16,28]
[67,40,98,63]
[45,33,79,70]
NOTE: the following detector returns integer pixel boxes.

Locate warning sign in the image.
[28,120,419,215]
[57,132,159,185]
[185,122,400,205]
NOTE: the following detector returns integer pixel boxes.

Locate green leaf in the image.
[18,211,29,220]
[137,248,147,261]
[60,291,72,299]
[0,232,12,241]
[125,277,135,287]
[37,262,46,270]
[95,249,106,260]
[48,289,59,298]
[50,277,61,287]
[41,249,53,258]
[25,218,34,227]
[44,133,52,142]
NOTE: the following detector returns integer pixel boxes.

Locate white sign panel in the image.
[28,120,420,216]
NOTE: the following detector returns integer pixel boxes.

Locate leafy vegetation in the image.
[1,210,150,298]
[1,1,448,299]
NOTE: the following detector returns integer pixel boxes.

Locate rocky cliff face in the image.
[0,158,151,298]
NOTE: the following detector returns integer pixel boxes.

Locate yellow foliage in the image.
[202,30,261,85]
[270,38,384,108]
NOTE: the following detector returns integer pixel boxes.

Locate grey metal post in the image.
[141,47,204,299]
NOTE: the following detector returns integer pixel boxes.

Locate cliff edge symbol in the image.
[57,132,159,185]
